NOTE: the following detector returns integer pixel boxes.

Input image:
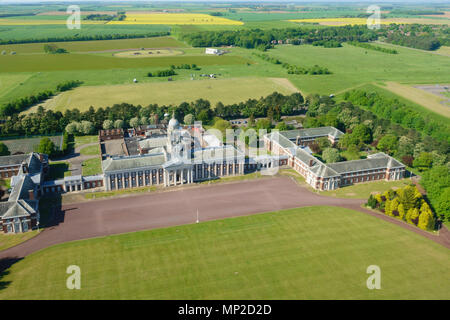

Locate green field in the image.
[32,77,298,112]
[0,206,448,299]
[265,43,450,95]
[0,36,184,54]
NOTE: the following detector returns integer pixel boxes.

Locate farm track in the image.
[0,176,448,271]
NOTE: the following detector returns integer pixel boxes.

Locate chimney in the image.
[309,159,314,167]
[22,162,28,174]
[39,153,44,163]
[28,190,34,200]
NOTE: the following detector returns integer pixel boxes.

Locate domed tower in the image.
[167,112,180,153]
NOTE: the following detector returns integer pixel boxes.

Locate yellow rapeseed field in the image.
[108,13,243,25]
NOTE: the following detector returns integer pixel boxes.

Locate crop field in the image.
[289,17,449,26]
[0,206,449,299]
[0,25,171,42]
[108,13,244,25]
[0,52,249,73]
[32,77,298,112]
[0,36,184,54]
[0,73,33,97]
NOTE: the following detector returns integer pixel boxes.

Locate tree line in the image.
[0,32,170,46]
[343,90,450,143]
[347,41,398,54]
[0,92,305,137]
[252,52,331,75]
[180,25,378,50]
[0,80,83,117]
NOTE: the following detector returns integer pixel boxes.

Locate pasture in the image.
[0,206,448,299]
[0,52,249,73]
[0,36,184,54]
[32,77,298,112]
[264,43,450,95]
[113,49,184,58]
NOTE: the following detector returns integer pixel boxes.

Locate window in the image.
[22,221,28,232]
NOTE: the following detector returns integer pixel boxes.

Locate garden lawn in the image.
[0,206,448,299]
[79,145,100,156]
[81,157,102,176]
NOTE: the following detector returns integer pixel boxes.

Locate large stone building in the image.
[0,153,48,233]
[264,129,406,191]
[101,116,248,190]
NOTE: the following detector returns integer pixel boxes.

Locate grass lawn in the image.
[36,77,298,112]
[0,230,40,252]
[74,135,98,148]
[0,206,448,299]
[47,161,71,180]
[319,179,412,199]
[81,158,102,176]
[79,145,100,156]
[266,43,450,95]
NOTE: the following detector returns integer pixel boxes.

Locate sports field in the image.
[31,77,298,112]
[0,206,448,299]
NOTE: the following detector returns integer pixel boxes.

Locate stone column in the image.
[181,169,184,185]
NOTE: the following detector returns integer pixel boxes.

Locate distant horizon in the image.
[1,0,449,4]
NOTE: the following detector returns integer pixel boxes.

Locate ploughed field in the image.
[0,206,448,299]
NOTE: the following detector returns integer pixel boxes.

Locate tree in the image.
[184,114,194,125]
[322,148,341,163]
[37,137,56,157]
[0,143,10,156]
[406,208,420,226]
[418,202,435,231]
[80,121,95,135]
[367,195,377,209]
[65,122,79,135]
[398,203,406,220]
[413,152,433,171]
[114,119,124,129]
[377,134,398,154]
[102,119,113,130]
[129,117,140,128]
[352,124,372,144]
[140,117,149,126]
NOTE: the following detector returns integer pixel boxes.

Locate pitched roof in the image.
[102,153,167,172]
[327,153,404,173]
[0,154,29,167]
[279,127,344,140]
